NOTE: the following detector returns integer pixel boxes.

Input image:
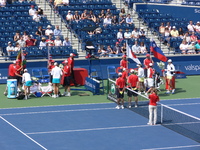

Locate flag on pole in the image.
[150,41,167,62]
[126,41,141,64]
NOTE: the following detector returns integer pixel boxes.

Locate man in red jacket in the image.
[62,60,71,97]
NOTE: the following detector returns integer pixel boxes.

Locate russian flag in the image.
[150,41,167,62]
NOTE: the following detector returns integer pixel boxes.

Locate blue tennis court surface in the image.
[0,102,200,150]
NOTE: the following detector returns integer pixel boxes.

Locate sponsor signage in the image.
[85,77,100,95]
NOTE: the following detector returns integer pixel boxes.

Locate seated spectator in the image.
[119,14,125,24]
[98,45,108,57]
[14,43,21,51]
[62,0,69,6]
[132,40,140,55]
[178,27,184,38]
[190,32,197,42]
[54,25,62,36]
[35,26,45,36]
[97,9,105,23]
[14,31,21,42]
[187,20,195,34]
[195,21,200,33]
[88,10,97,23]
[66,10,73,23]
[54,0,63,13]
[107,45,114,56]
[119,8,126,18]
[33,11,41,22]
[81,10,89,20]
[0,0,6,7]
[139,42,147,54]
[194,40,200,54]
[39,37,47,49]
[166,22,171,31]
[17,36,26,48]
[117,29,123,42]
[6,42,15,56]
[46,35,55,46]
[159,22,165,36]
[179,40,188,54]
[29,5,36,16]
[54,36,62,46]
[106,9,112,17]
[25,35,37,47]
[73,11,81,22]
[45,25,54,36]
[22,31,29,41]
[126,14,133,25]
[37,6,44,17]
[139,27,146,39]
[131,28,139,39]
[63,37,71,46]
[163,27,170,46]
[113,42,122,55]
[112,15,118,25]
[124,29,131,39]
[170,26,179,37]
[121,43,127,54]
[103,15,112,27]
[187,42,196,54]
[183,32,191,43]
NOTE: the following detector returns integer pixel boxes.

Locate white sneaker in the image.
[62,92,67,96]
[24,96,27,100]
[128,105,131,108]
[147,122,152,125]
[17,88,21,92]
[166,90,170,94]
[67,93,71,97]
[135,104,138,108]
[52,95,56,98]
[121,105,124,109]
[56,95,59,98]
[172,89,175,94]
[115,105,120,109]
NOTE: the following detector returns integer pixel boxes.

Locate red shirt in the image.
[63,65,71,77]
[68,57,74,69]
[8,64,16,76]
[116,77,125,88]
[122,71,127,79]
[26,39,35,47]
[120,59,127,69]
[143,58,153,68]
[16,64,22,74]
[46,39,54,46]
[127,74,138,87]
[149,93,159,106]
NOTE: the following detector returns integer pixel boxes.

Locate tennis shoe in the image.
[135,104,138,108]
[166,91,170,94]
[62,92,67,96]
[115,105,120,109]
[17,88,21,92]
[52,95,56,98]
[128,105,132,108]
[24,96,27,100]
[121,105,124,109]
[147,122,152,125]
[171,89,175,94]
[67,93,71,97]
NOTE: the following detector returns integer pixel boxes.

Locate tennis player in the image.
[148,88,160,125]
[115,72,126,109]
[127,69,139,108]
[51,62,63,98]
[22,69,32,100]
[62,60,71,97]
[165,59,175,94]
[137,64,145,94]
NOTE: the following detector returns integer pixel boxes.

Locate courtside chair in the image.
[32,69,42,79]
[40,68,50,79]
[107,66,117,79]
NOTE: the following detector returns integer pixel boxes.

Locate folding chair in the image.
[40,83,53,97]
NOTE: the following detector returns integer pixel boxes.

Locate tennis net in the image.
[107,78,200,143]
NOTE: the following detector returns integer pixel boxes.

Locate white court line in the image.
[0,116,47,150]
[166,103,200,107]
[26,124,155,135]
[161,97,200,101]
[142,144,200,150]
[0,107,115,116]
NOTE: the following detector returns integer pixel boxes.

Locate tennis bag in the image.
[16,92,25,100]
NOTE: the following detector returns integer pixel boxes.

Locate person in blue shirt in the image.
[54,25,62,36]
[63,37,71,46]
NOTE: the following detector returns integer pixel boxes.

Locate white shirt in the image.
[166,63,175,76]
[33,14,41,22]
[45,29,53,36]
[66,14,73,20]
[103,18,112,25]
[51,66,62,79]
[6,46,14,52]
[29,8,36,16]
[137,67,144,78]
[179,43,188,50]
[124,32,131,39]
[39,41,47,47]
[131,30,139,38]
[187,24,195,32]
[54,39,62,46]
[132,44,140,54]
[22,72,32,82]
[117,32,123,39]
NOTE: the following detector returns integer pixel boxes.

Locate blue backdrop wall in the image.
[0,55,200,84]
[136,4,200,23]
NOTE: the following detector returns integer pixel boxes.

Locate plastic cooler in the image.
[7,79,17,98]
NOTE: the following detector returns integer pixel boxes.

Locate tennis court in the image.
[0,102,200,150]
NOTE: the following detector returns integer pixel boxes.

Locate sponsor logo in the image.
[194,9,200,13]
[111,83,116,95]
[184,64,200,71]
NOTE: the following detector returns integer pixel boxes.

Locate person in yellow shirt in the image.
[170,26,179,37]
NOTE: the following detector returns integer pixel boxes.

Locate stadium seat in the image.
[40,68,50,79]
[32,69,42,79]
[107,66,117,79]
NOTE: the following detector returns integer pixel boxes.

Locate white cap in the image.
[168,59,172,63]
[54,62,58,66]
[47,25,51,28]
[130,69,135,73]
[141,27,144,29]
[137,64,141,67]
[8,41,11,44]
[118,72,122,76]
[172,26,176,29]
[13,60,16,64]
[197,21,200,23]
[70,53,74,56]
[68,10,71,12]
[123,68,126,71]
[64,60,68,63]
[149,63,153,66]
[24,69,28,72]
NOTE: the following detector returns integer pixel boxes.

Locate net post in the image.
[161,104,163,124]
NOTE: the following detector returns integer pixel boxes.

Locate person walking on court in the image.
[137,64,145,94]
[165,59,175,94]
[127,69,139,108]
[115,72,126,109]
[68,53,80,87]
[62,60,71,97]
[51,62,62,98]
[143,54,154,78]
[22,69,32,100]
[148,88,160,125]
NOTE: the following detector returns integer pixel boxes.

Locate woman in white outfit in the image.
[165,59,175,94]
[22,69,32,100]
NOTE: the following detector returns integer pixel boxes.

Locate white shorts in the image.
[147,78,154,88]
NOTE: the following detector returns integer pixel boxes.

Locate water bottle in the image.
[10,82,16,96]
